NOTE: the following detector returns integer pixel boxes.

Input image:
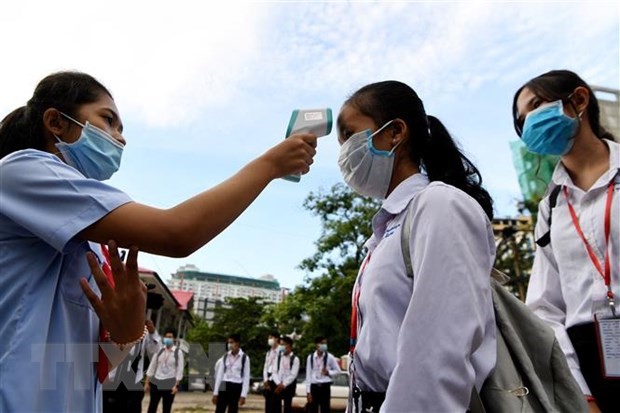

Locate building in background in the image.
[167,265,286,323]
[510,85,619,202]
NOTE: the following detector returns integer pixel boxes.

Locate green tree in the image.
[269,183,380,358]
[209,296,275,379]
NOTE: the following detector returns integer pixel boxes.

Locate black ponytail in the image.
[0,71,112,159]
[423,116,494,220]
[345,80,494,220]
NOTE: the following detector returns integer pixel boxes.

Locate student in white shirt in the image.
[514,69,620,413]
[272,336,300,413]
[305,337,342,413]
[144,328,185,413]
[337,80,496,412]
[213,334,251,413]
[262,331,281,413]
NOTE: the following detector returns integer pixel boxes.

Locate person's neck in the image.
[317,350,324,357]
[386,159,420,197]
[231,349,240,356]
[561,132,609,191]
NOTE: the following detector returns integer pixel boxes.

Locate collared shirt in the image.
[146,345,184,382]
[213,350,251,397]
[263,347,279,381]
[305,351,342,393]
[526,139,620,395]
[352,173,497,413]
[0,149,132,413]
[272,352,300,387]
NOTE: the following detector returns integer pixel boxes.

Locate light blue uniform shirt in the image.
[0,149,132,413]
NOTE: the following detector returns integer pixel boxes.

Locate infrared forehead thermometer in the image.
[282,108,333,183]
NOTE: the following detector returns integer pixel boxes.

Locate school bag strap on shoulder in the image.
[534,185,562,247]
[400,204,587,412]
[154,346,180,370]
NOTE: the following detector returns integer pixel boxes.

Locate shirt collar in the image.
[370,174,429,241]
[551,139,620,189]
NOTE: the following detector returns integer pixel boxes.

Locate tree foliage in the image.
[268,183,380,358]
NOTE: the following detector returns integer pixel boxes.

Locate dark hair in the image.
[229,333,241,343]
[0,71,112,159]
[281,336,293,346]
[164,328,177,338]
[345,80,494,220]
[314,336,326,344]
[269,331,280,339]
[512,70,615,141]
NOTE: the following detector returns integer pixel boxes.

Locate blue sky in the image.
[1,0,618,289]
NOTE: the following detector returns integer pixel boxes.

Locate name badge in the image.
[594,313,620,378]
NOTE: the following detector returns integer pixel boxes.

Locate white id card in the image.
[594,313,620,379]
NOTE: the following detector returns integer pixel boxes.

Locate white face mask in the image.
[338,120,399,199]
[268,338,275,347]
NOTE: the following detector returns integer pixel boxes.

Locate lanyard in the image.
[563,182,615,315]
[349,253,371,354]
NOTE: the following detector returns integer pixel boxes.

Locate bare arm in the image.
[80,134,317,257]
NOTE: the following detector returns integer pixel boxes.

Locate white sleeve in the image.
[263,352,269,382]
[327,354,342,377]
[213,357,224,396]
[381,186,496,413]
[241,356,250,398]
[525,202,592,395]
[305,355,311,393]
[176,350,185,382]
[284,356,300,387]
[145,332,161,358]
[146,351,158,378]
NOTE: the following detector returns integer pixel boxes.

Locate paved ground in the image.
[142,391,266,413]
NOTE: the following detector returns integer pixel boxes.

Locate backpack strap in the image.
[401,201,415,278]
[535,185,562,247]
[241,353,247,376]
[223,353,228,373]
[324,353,328,369]
[277,353,282,371]
[174,346,180,369]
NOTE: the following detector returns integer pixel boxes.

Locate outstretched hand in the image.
[261,132,318,179]
[80,241,146,344]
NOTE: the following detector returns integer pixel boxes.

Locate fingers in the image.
[124,246,140,287]
[80,277,105,316]
[87,251,114,300]
[107,241,126,288]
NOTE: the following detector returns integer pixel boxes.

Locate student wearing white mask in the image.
[338,80,496,412]
[514,70,620,413]
[0,71,317,413]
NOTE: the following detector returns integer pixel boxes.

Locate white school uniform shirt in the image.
[263,347,279,381]
[526,138,620,395]
[146,345,184,382]
[0,149,132,413]
[272,352,300,387]
[305,351,342,393]
[213,349,251,397]
[106,340,146,387]
[352,173,496,413]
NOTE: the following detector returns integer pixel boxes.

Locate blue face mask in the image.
[54,112,124,181]
[163,338,174,347]
[520,100,579,156]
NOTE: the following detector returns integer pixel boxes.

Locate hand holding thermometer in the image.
[282,108,333,182]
